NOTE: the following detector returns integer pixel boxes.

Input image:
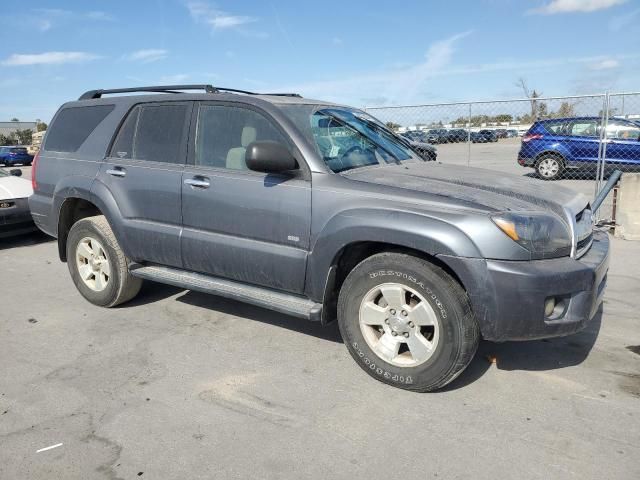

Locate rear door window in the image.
[45,105,114,152]
[110,103,189,163]
[568,120,599,137]
[605,120,640,140]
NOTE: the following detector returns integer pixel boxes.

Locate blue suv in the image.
[0,146,33,166]
[518,117,640,180]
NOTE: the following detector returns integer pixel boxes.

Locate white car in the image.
[0,168,35,238]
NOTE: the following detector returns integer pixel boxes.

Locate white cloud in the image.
[273,31,472,106]
[124,49,168,63]
[332,37,343,45]
[529,0,627,14]
[187,1,255,30]
[31,8,115,30]
[590,58,620,70]
[1,51,100,66]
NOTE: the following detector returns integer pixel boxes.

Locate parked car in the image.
[425,129,449,144]
[470,130,498,143]
[0,168,36,237]
[507,129,519,138]
[446,129,468,143]
[0,146,33,166]
[495,129,508,139]
[31,84,608,392]
[518,116,640,180]
[407,140,437,161]
[399,131,437,161]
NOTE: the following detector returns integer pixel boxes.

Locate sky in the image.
[0,0,639,122]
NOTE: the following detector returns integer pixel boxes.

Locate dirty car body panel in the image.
[30,89,609,343]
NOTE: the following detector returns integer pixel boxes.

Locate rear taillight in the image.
[522,133,543,142]
[31,151,40,191]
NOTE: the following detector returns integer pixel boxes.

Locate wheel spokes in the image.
[360,301,388,325]
[380,285,405,309]
[373,333,400,362]
[77,241,94,260]
[409,302,436,326]
[406,332,434,364]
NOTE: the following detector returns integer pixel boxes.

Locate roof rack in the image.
[79,84,218,100]
[78,84,302,100]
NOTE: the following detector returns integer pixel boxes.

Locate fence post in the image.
[467,103,471,166]
[595,93,609,201]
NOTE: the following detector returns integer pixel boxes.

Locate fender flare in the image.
[305,208,481,302]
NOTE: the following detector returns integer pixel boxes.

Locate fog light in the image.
[544,297,556,317]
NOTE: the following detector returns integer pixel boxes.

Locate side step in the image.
[129,264,323,321]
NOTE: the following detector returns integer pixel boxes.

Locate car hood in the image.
[0,176,33,200]
[344,162,588,218]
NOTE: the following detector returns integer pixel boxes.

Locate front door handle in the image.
[106,168,126,177]
[184,177,210,189]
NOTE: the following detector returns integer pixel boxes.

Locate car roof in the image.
[61,91,342,111]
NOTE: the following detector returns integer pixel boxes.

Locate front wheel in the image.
[66,215,142,307]
[536,155,563,180]
[337,253,479,392]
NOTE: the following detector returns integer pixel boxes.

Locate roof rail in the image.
[78,84,302,100]
[79,84,218,100]
[213,87,302,98]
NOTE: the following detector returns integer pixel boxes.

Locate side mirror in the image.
[245,141,297,173]
[9,169,22,177]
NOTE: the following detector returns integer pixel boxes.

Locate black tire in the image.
[66,215,142,307]
[535,154,564,181]
[337,253,479,392]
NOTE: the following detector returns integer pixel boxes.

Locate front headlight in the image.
[491,212,572,259]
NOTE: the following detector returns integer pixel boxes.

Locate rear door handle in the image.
[106,168,126,177]
[184,177,210,189]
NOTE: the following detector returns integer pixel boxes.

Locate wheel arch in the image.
[307,210,479,324]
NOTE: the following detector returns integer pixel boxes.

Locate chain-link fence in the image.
[364,91,640,222]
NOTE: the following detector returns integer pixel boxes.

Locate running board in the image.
[129,264,323,321]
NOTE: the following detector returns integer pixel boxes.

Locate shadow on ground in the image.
[443,306,603,391]
[177,289,343,344]
[122,279,605,386]
[0,230,52,250]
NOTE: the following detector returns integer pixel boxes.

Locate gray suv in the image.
[30,85,609,391]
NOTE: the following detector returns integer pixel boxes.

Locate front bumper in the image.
[0,198,37,238]
[439,231,609,341]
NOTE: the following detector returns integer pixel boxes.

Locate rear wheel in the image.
[66,215,142,307]
[337,253,479,392]
[536,155,563,180]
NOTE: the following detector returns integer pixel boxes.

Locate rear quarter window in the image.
[45,105,114,152]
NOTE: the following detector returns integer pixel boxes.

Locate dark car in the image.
[446,129,468,142]
[470,130,498,143]
[30,84,608,392]
[406,140,437,161]
[423,129,449,144]
[495,129,508,139]
[0,146,33,166]
[518,117,640,180]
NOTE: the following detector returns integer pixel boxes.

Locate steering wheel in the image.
[340,145,369,163]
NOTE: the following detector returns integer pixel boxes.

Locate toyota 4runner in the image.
[30,85,609,391]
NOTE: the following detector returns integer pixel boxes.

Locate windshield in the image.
[0,169,7,177]
[278,105,418,173]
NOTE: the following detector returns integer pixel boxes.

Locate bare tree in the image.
[517,78,543,121]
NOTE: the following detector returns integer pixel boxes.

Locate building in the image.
[0,121,37,138]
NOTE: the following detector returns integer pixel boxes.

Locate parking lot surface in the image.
[1,144,639,479]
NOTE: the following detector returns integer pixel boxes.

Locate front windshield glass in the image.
[279,105,417,173]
